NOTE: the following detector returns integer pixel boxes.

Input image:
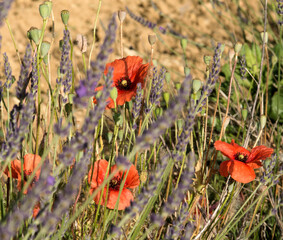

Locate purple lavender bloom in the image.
[149,67,165,106]
[278,0,283,24]
[0,0,14,26]
[136,73,192,150]
[16,44,32,101]
[58,29,71,84]
[31,54,38,95]
[126,7,157,30]
[0,92,35,163]
[53,117,71,137]
[176,43,223,153]
[74,14,117,106]
[3,52,13,89]
[132,83,142,130]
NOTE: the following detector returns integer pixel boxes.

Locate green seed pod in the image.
[234,42,242,54]
[40,41,50,57]
[242,108,248,121]
[42,55,48,65]
[192,79,202,93]
[165,72,170,84]
[27,27,40,45]
[260,115,266,129]
[44,1,53,14]
[163,92,170,108]
[203,55,211,66]
[110,87,118,102]
[39,3,50,20]
[61,10,70,26]
[184,67,190,76]
[180,38,187,50]
[175,82,181,91]
[155,107,163,117]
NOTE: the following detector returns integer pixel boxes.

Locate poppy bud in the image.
[203,55,211,66]
[184,67,190,76]
[40,41,50,58]
[110,87,118,102]
[148,34,156,46]
[242,108,248,121]
[234,42,242,54]
[192,79,202,93]
[39,3,51,20]
[260,115,266,129]
[260,32,268,44]
[165,72,170,84]
[180,38,187,50]
[76,34,87,53]
[27,27,41,45]
[163,92,170,108]
[175,82,181,91]
[61,10,70,26]
[118,10,126,22]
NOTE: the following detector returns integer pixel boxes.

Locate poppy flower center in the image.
[117,77,132,91]
[234,152,248,162]
[109,176,122,190]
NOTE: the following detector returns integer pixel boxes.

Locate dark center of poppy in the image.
[234,152,248,162]
[109,176,122,190]
[117,77,132,90]
[23,170,38,184]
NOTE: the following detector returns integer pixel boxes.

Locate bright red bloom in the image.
[4,154,42,218]
[94,56,149,109]
[88,159,140,210]
[215,140,273,183]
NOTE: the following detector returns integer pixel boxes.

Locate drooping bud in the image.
[260,115,266,129]
[163,92,170,108]
[192,79,202,93]
[27,27,41,45]
[234,42,242,54]
[242,108,248,121]
[260,32,268,44]
[40,41,50,57]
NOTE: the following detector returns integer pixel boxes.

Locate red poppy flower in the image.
[214,140,273,183]
[5,154,42,218]
[93,56,149,109]
[88,159,140,210]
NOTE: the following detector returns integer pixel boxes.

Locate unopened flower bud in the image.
[203,55,211,66]
[242,108,248,121]
[165,72,170,84]
[40,41,50,57]
[110,87,118,102]
[76,34,87,53]
[39,3,51,20]
[234,42,242,54]
[27,27,41,45]
[163,92,170,108]
[192,79,202,93]
[260,32,268,44]
[260,115,266,129]
[118,10,126,22]
[184,67,190,76]
[148,34,156,46]
[175,82,181,91]
[180,38,187,50]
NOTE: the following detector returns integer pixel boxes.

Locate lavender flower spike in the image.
[3,52,13,89]
[132,83,142,130]
[0,0,14,26]
[16,44,32,101]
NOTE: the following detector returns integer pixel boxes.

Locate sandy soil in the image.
[1,0,262,104]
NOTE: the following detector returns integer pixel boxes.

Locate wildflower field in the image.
[0,0,282,239]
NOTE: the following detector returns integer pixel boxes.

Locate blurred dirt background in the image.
[1,0,262,107]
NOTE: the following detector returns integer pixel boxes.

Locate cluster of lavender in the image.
[135,73,192,150]
[74,14,117,107]
[31,53,38,95]
[132,83,142,130]
[126,7,185,38]
[148,67,165,107]
[0,162,53,240]
[277,0,283,25]
[176,43,223,154]
[0,0,14,26]
[261,154,279,185]
[57,29,72,103]
[0,92,35,163]
[16,44,32,101]
[53,117,71,137]
[3,52,13,89]
[150,153,195,238]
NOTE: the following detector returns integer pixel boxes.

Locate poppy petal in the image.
[228,160,256,183]
[124,165,140,189]
[4,159,21,179]
[246,146,273,163]
[24,154,41,179]
[33,202,41,218]
[107,189,134,210]
[247,161,262,169]
[215,140,250,160]
[88,160,109,189]
[219,160,232,177]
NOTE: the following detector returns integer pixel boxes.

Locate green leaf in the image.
[270,90,283,123]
